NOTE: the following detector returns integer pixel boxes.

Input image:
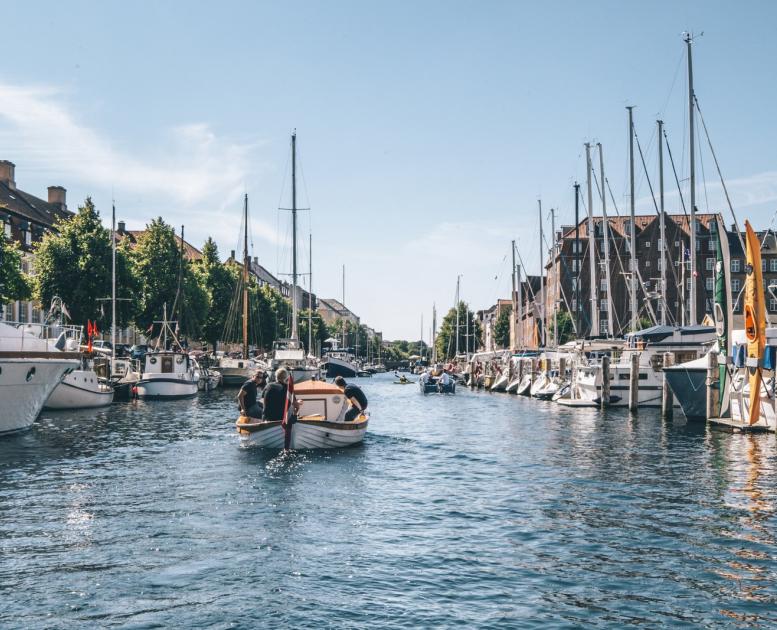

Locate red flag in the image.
[86,320,93,353]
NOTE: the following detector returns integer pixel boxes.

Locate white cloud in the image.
[0,82,282,250]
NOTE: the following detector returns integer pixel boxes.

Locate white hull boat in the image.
[490,374,509,392]
[0,322,80,434]
[44,368,113,409]
[136,350,199,399]
[236,380,368,449]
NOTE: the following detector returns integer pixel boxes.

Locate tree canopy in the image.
[0,233,30,308]
[435,301,481,359]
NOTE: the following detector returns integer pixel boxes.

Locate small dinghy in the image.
[490,374,509,392]
[515,374,532,396]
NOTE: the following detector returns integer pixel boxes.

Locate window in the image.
[645,260,651,268]
[571,278,578,290]
[705,278,713,291]
[645,241,651,248]
[600,279,607,291]
[732,259,741,273]
[600,299,608,311]
[571,241,582,253]
[572,260,578,272]
[732,279,741,292]
[771,299,777,313]
[686,278,692,291]
[3,222,9,238]
[674,260,680,267]
[708,239,715,251]
[706,258,714,271]
[24,230,31,246]
[571,299,577,311]
[696,239,701,251]
[710,221,717,233]
[762,259,767,272]
[600,320,609,335]
[694,219,701,233]
[675,240,680,247]
[657,238,663,251]
[771,259,777,272]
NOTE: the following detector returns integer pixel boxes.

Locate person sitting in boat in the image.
[334,376,368,422]
[438,369,452,392]
[238,370,266,418]
[262,367,301,421]
[419,369,430,385]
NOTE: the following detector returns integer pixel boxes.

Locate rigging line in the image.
[659,47,686,119]
[694,94,746,255]
[697,114,711,214]
[662,129,689,218]
[760,209,777,248]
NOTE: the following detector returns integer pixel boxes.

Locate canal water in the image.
[1,373,776,628]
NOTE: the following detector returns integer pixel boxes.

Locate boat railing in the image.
[0,321,83,352]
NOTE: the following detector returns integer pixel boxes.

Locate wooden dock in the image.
[707,417,774,433]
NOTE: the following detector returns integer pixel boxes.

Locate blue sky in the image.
[2,1,776,340]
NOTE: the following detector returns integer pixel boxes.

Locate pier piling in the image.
[661,352,674,419]
[628,353,640,412]
[705,351,718,421]
[601,355,610,409]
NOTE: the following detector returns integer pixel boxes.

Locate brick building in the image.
[0,160,72,322]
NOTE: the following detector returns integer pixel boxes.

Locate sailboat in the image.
[321,265,359,378]
[269,132,320,383]
[214,194,265,386]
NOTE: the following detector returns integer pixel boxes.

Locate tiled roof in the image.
[117,229,203,261]
[0,181,72,227]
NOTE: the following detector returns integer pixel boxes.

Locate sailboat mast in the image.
[511,239,516,351]
[598,144,613,335]
[686,33,697,324]
[242,194,249,360]
[516,262,523,349]
[627,106,637,332]
[455,275,460,356]
[538,199,545,347]
[308,233,313,355]
[291,131,299,341]
[111,202,116,374]
[342,264,346,348]
[658,120,667,326]
[574,183,580,335]
[551,208,558,347]
[585,143,599,337]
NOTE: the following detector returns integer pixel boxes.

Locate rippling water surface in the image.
[1,374,777,628]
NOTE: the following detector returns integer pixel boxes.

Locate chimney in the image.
[253,256,258,264]
[230,249,235,260]
[0,161,16,189]
[117,221,126,234]
[47,186,67,211]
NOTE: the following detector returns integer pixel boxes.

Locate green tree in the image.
[34,198,134,325]
[555,310,576,345]
[193,237,235,349]
[494,305,512,348]
[130,217,195,334]
[436,301,482,359]
[298,308,329,355]
[0,233,30,306]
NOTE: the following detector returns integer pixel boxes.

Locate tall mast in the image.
[574,183,580,335]
[290,131,299,341]
[455,275,460,355]
[598,144,613,336]
[242,194,249,359]
[111,202,116,374]
[420,313,423,358]
[585,143,599,337]
[658,120,667,325]
[627,106,637,332]
[551,208,558,346]
[433,303,437,361]
[538,199,545,347]
[308,233,313,354]
[516,262,523,349]
[511,239,517,351]
[686,33,697,324]
[341,264,346,348]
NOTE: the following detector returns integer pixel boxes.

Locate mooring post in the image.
[629,352,640,412]
[662,352,674,419]
[705,350,718,421]
[601,355,610,410]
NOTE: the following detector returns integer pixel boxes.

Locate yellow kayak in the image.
[744,220,765,425]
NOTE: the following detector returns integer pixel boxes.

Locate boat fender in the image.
[764,346,777,371]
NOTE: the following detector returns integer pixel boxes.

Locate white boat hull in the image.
[136,377,198,399]
[44,370,114,409]
[238,418,367,449]
[0,357,78,433]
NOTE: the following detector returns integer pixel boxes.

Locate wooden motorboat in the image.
[236,380,368,448]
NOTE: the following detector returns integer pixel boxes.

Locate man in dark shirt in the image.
[334,376,368,422]
[263,367,301,421]
[238,370,266,418]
